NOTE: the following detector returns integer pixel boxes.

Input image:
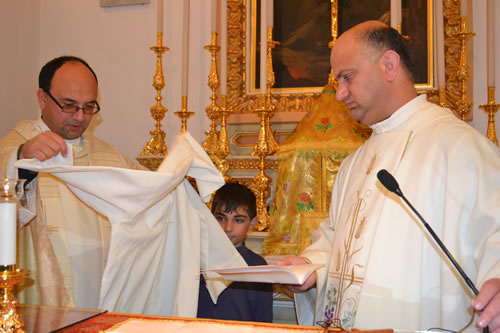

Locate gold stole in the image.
[322,130,411,328]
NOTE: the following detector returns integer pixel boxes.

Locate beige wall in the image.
[1,1,499,162]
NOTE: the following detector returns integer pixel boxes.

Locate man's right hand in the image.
[20,132,67,161]
[277,256,317,293]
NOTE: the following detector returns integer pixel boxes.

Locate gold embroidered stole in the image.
[322,130,411,328]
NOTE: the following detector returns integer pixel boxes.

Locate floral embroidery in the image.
[352,124,368,139]
[316,117,333,133]
[297,192,314,211]
[297,150,316,161]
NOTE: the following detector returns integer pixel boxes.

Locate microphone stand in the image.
[377,169,489,333]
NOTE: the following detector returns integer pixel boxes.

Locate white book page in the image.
[203,264,324,285]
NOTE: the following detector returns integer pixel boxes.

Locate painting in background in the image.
[253,0,430,91]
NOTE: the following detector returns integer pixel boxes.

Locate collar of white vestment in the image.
[370,94,427,135]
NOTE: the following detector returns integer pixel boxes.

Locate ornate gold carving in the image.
[453,17,475,120]
[139,32,169,166]
[0,268,30,333]
[227,158,278,170]
[328,0,338,85]
[443,1,469,114]
[479,87,499,146]
[135,156,164,171]
[216,96,233,181]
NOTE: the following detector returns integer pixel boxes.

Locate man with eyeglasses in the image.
[0,56,143,309]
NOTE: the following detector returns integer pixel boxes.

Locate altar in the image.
[18,304,395,333]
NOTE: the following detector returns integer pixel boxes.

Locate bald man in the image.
[279,21,500,332]
[0,56,143,309]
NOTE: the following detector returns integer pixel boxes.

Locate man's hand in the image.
[277,256,317,293]
[20,132,67,161]
[472,278,500,333]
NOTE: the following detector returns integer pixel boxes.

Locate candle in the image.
[181,0,190,96]
[390,0,401,30]
[220,0,228,95]
[211,0,217,33]
[460,0,467,18]
[436,0,445,89]
[157,0,164,34]
[487,0,495,87]
[260,0,267,92]
[0,202,16,266]
[267,0,273,28]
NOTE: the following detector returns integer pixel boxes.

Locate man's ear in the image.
[36,88,47,110]
[249,216,259,230]
[380,50,400,82]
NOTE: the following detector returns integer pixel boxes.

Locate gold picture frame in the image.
[226,0,463,115]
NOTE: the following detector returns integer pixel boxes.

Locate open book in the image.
[203,264,324,285]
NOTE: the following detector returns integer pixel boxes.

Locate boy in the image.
[197,182,273,322]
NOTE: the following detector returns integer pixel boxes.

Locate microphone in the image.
[376,169,479,296]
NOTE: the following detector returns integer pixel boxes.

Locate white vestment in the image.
[295,95,500,331]
[16,132,246,317]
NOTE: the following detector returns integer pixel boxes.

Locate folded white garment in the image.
[15,132,247,316]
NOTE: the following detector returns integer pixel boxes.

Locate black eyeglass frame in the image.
[43,89,101,115]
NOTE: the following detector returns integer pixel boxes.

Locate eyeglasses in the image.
[43,89,100,115]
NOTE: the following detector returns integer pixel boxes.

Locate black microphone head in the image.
[377,169,401,194]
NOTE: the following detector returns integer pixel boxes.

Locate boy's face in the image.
[214,205,258,247]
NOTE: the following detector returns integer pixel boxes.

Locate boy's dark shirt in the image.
[197,243,273,322]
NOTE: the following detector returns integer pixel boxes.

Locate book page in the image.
[203,264,324,285]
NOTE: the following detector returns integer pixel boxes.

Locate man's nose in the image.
[71,109,85,121]
[336,85,349,101]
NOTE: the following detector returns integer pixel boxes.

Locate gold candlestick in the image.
[0,268,30,333]
[251,95,274,231]
[1,179,28,333]
[138,32,169,170]
[215,96,232,181]
[479,87,499,146]
[175,96,194,133]
[264,27,279,157]
[453,17,475,121]
[251,27,279,231]
[202,32,221,159]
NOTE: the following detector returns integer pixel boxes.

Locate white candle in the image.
[157,0,164,34]
[0,202,17,266]
[181,0,190,96]
[487,0,495,86]
[390,0,401,30]
[460,0,467,17]
[220,0,228,95]
[435,0,445,89]
[267,0,273,28]
[211,0,217,33]
[260,0,267,92]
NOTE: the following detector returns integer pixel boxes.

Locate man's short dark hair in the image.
[211,182,257,219]
[39,56,98,91]
[362,26,413,81]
